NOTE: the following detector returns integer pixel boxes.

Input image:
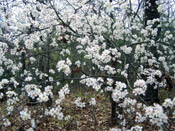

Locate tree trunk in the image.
[144,0,161,104]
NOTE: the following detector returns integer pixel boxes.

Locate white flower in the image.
[120,45,132,54]
[25,84,41,99]
[104,65,116,74]
[133,79,147,95]
[100,50,111,63]
[25,40,34,50]
[112,82,128,102]
[105,86,113,91]
[20,108,31,121]
[26,128,34,131]
[162,98,173,108]
[74,97,86,108]
[6,91,17,98]
[29,57,36,64]
[57,112,64,120]
[57,60,71,76]
[64,115,71,121]
[115,81,127,90]
[158,4,165,13]
[107,78,114,86]
[0,92,4,99]
[62,84,70,95]
[25,76,32,81]
[3,119,11,127]
[89,98,96,106]
[133,88,146,96]
[135,112,146,123]
[1,79,9,84]
[75,60,81,67]
[30,119,36,128]
[110,128,121,131]
[145,104,168,127]
[130,125,143,131]
[48,106,64,120]
[155,70,162,78]
[38,92,49,102]
[49,69,55,74]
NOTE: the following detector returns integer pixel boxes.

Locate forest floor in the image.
[0,88,175,131]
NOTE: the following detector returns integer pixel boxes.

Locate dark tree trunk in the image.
[45,41,52,108]
[145,0,161,40]
[110,56,125,125]
[110,97,117,125]
[22,52,26,73]
[144,0,161,104]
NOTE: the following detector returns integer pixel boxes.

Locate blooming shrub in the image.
[0,0,175,130]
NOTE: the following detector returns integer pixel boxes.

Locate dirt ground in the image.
[0,89,175,131]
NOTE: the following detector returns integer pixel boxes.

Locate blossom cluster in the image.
[56,58,72,76]
[145,104,168,127]
[80,77,102,91]
[89,98,96,106]
[20,108,31,121]
[74,97,86,108]
[133,79,147,96]
[25,84,41,99]
[162,98,175,108]
[112,81,128,103]
[46,105,64,120]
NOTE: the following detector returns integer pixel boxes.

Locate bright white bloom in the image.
[44,86,53,97]
[130,125,143,131]
[104,65,116,74]
[134,79,147,89]
[6,91,17,98]
[112,82,128,102]
[89,98,96,106]
[1,79,9,84]
[20,108,31,121]
[25,40,34,50]
[31,119,36,128]
[120,45,132,54]
[74,97,86,108]
[80,77,101,91]
[0,92,4,99]
[105,86,113,91]
[3,119,11,127]
[115,81,127,90]
[49,69,55,74]
[133,88,146,96]
[133,79,147,96]
[107,78,114,86]
[162,98,173,108]
[145,104,168,127]
[122,98,137,108]
[25,76,32,81]
[38,92,49,102]
[75,60,81,67]
[57,59,72,76]
[26,128,34,131]
[25,84,41,99]
[29,57,36,64]
[155,70,162,78]
[61,84,70,95]
[135,112,146,123]
[48,106,64,120]
[110,128,121,131]
[100,50,111,63]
